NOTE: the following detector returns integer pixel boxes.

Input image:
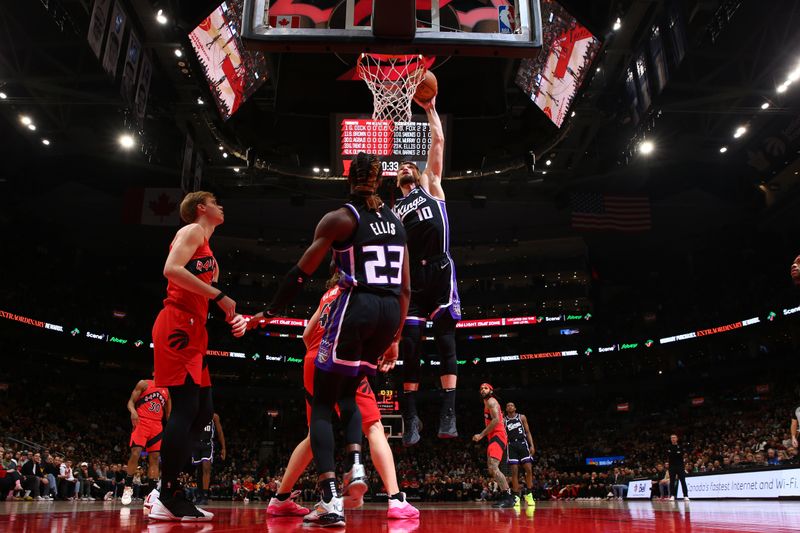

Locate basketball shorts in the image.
[407,254,461,322]
[507,441,533,465]
[153,306,208,387]
[130,417,163,453]
[487,434,507,462]
[314,290,400,377]
[192,442,214,464]
[304,352,382,433]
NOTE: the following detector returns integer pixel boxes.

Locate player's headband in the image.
[480,383,494,392]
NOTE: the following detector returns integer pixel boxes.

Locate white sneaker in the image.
[684,497,690,501]
[303,497,345,527]
[104,491,114,501]
[668,496,675,501]
[148,492,213,522]
[144,489,159,517]
[343,464,367,510]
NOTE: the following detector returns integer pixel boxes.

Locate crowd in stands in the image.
[2,361,799,504]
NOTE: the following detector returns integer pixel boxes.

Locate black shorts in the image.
[406,254,461,323]
[191,442,213,464]
[507,441,532,465]
[315,290,401,377]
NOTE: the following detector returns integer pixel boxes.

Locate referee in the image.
[667,434,689,500]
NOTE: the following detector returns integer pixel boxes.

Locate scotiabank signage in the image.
[627,468,800,499]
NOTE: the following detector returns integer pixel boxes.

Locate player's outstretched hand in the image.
[245,312,269,331]
[378,341,399,373]
[414,95,436,112]
[216,295,237,322]
[229,314,248,337]
[472,434,482,442]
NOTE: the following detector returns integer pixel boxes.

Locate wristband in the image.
[212,292,226,303]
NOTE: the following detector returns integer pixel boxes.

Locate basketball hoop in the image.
[357,53,427,123]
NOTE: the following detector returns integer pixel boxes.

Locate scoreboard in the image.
[333,114,449,177]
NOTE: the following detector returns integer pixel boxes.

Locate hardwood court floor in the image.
[2,499,800,532]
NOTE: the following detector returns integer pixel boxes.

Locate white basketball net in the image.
[357,54,427,123]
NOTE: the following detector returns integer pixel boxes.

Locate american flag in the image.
[571,193,651,232]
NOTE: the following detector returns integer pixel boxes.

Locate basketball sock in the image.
[403,390,418,419]
[148,479,158,494]
[320,478,338,503]
[345,451,361,472]
[276,492,290,502]
[441,388,456,414]
[389,492,406,502]
[125,475,133,487]
[162,380,201,500]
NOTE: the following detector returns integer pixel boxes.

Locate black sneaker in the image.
[403,416,422,447]
[492,494,517,509]
[438,408,458,439]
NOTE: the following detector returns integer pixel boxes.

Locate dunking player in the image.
[122,378,170,505]
[148,191,247,522]
[472,383,515,508]
[504,402,536,507]
[393,96,461,445]
[191,413,226,505]
[249,153,409,526]
[264,269,419,520]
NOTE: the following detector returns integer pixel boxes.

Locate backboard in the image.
[241,0,542,57]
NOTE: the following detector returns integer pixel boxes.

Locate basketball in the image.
[415,70,438,103]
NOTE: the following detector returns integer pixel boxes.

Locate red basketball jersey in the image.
[484,403,506,438]
[305,285,342,354]
[163,235,217,318]
[135,380,169,421]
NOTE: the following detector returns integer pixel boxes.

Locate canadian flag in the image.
[269,15,300,28]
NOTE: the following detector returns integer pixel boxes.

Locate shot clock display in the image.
[376,388,400,414]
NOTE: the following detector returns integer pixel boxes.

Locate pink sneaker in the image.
[387,493,420,519]
[267,491,310,517]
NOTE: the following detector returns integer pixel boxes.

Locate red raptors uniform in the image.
[130,380,169,452]
[484,404,507,461]
[303,285,382,433]
[153,236,217,388]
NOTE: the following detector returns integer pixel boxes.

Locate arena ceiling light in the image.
[761,102,770,110]
[41,139,50,146]
[638,140,654,155]
[222,152,228,158]
[20,115,32,126]
[233,167,240,172]
[118,133,135,149]
[719,146,728,153]
[313,167,320,173]
[545,159,552,166]
[197,97,204,105]
[0,92,7,99]
[174,49,183,58]
[156,9,168,25]
[733,126,747,138]
[613,18,622,31]
[27,124,36,131]
[323,167,330,173]
[777,83,789,93]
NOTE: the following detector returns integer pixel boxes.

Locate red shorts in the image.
[487,434,507,462]
[153,306,208,387]
[130,417,163,453]
[303,353,382,434]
